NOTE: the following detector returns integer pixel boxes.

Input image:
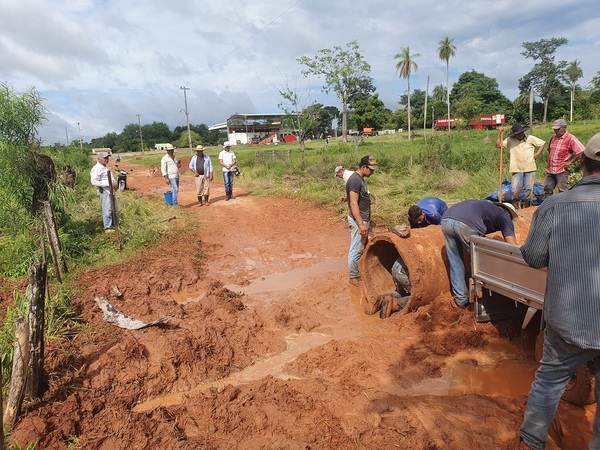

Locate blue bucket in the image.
[164,191,173,205]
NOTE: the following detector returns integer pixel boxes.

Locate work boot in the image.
[204,195,210,206]
[197,196,203,206]
[379,295,395,319]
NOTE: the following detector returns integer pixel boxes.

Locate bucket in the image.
[164,191,173,205]
[359,227,450,315]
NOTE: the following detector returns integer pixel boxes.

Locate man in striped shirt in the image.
[519,132,600,450]
[543,118,585,197]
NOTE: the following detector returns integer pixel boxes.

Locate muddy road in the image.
[10,159,595,449]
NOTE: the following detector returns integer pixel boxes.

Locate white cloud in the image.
[0,0,598,144]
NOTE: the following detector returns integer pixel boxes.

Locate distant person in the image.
[219,141,237,201]
[189,145,214,206]
[543,118,585,197]
[334,165,354,202]
[408,197,448,228]
[518,132,600,450]
[161,147,181,207]
[347,155,378,286]
[441,200,517,308]
[496,123,545,208]
[90,152,118,232]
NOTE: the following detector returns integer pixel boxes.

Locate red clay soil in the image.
[6,159,596,449]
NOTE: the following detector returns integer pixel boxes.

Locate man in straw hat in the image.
[441,200,518,308]
[496,123,545,208]
[90,152,118,232]
[519,132,600,449]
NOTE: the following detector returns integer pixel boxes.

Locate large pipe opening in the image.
[359,228,450,314]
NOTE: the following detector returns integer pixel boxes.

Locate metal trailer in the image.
[469,235,594,406]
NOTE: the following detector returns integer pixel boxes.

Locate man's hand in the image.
[498,126,504,133]
[358,222,368,236]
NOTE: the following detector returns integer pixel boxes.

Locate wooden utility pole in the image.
[26,262,47,399]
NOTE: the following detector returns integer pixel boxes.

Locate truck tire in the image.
[535,332,595,406]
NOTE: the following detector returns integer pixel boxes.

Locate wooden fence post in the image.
[43,201,67,282]
[3,318,30,428]
[26,262,46,399]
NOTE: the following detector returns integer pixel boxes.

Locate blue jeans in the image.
[169,177,180,206]
[441,218,478,307]
[223,171,234,197]
[98,189,118,229]
[512,171,536,202]
[521,329,600,449]
[348,214,370,279]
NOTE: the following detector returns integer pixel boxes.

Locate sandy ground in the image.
[6,159,597,449]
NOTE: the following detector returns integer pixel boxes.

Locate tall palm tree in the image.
[394,46,421,141]
[438,37,456,132]
[564,59,583,122]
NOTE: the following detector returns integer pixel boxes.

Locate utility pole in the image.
[136,114,145,155]
[77,122,83,149]
[65,126,69,146]
[180,86,193,156]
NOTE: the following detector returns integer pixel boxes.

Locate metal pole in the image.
[77,122,83,149]
[180,86,193,156]
[136,114,144,155]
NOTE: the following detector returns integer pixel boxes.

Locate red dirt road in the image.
[9,160,596,449]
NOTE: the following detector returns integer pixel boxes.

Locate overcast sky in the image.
[1,0,599,145]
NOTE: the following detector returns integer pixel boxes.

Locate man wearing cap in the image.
[440,200,517,308]
[496,123,545,208]
[219,141,237,201]
[346,155,378,286]
[90,152,118,232]
[408,197,448,228]
[334,165,354,202]
[543,118,585,197]
[189,145,214,206]
[161,147,182,207]
[519,132,600,450]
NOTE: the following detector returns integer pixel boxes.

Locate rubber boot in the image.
[204,195,210,206]
[197,196,203,206]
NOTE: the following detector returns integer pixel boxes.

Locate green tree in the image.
[394,46,421,140]
[563,59,583,122]
[350,94,391,131]
[450,70,512,113]
[399,89,427,123]
[298,40,372,142]
[453,97,482,126]
[518,37,568,123]
[438,36,456,131]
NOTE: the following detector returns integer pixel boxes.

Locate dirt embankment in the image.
[6,161,595,449]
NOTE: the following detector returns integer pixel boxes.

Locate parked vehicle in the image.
[117,170,129,191]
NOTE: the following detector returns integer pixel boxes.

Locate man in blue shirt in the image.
[519,132,600,450]
[408,197,448,228]
[441,200,517,308]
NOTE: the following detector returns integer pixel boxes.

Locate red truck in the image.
[434,113,505,130]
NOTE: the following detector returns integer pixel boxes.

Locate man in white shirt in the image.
[161,148,181,206]
[218,141,237,201]
[90,152,117,232]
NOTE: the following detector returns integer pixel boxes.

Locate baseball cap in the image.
[360,155,378,170]
[98,152,110,158]
[584,132,600,161]
[551,119,567,130]
[494,202,519,222]
[334,165,344,177]
[223,141,231,148]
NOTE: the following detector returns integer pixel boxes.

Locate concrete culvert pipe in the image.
[359,227,450,315]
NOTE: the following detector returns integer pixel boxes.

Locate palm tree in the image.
[432,84,446,103]
[394,46,421,141]
[438,37,457,132]
[564,60,583,122]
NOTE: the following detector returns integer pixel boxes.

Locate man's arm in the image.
[349,191,368,236]
[534,144,545,160]
[495,126,505,149]
[504,235,517,245]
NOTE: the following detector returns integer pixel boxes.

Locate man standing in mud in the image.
[346,155,378,286]
[189,145,214,206]
[90,152,118,232]
[519,132,600,450]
